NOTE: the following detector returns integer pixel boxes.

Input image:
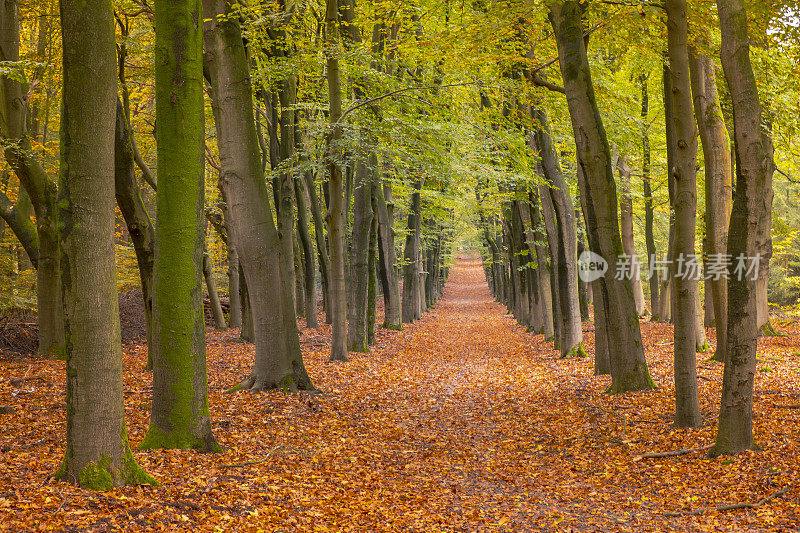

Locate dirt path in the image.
[1,258,797,532]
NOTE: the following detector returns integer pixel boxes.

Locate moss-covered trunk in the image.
[141,0,219,452]
[56,0,155,488]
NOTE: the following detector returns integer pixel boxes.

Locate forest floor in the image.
[0,257,799,532]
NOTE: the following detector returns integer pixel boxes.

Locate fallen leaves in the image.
[0,258,798,531]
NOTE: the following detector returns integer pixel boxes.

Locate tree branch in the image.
[664,487,791,517]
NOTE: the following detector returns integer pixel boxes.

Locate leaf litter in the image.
[0,258,797,531]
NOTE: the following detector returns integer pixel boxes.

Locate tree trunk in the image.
[142,0,219,452]
[367,205,378,345]
[277,77,298,316]
[665,0,703,427]
[55,0,155,488]
[711,0,774,456]
[346,155,374,352]
[616,153,647,317]
[509,202,530,326]
[689,45,732,361]
[531,107,584,357]
[375,180,402,329]
[324,0,349,361]
[402,181,423,323]
[203,251,227,330]
[239,263,254,343]
[0,0,64,358]
[591,280,611,375]
[295,173,319,328]
[114,98,156,365]
[640,73,660,318]
[224,202,242,328]
[537,188,560,336]
[576,213,591,322]
[294,232,305,317]
[548,1,654,392]
[528,192,555,339]
[203,0,313,391]
[304,170,332,324]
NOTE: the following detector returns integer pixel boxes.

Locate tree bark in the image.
[640,73,660,318]
[55,0,155,488]
[531,107,584,357]
[347,154,374,352]
[367,204,378,345]
[295,173,319,328]
[239,263,254,343]
[665,0,703,427]
[324,0,349,361]
[527,192,555,339]
[402,181,423,323]
[711,0,775,456]
[203,251,227,330]
[616,153,647,317]
[142,0,219,452]
[303,170,332,324]
[114,98,156,366]
[223,200,242,328]
[203,0,313,391]
[548,0,654,392]
[689,45,732,362]
[277,76,298,316]
[375,179,402,329]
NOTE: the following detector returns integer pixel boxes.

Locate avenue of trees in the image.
[0,0,798,488]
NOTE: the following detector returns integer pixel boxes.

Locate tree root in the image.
[633,444,713,461]
[664,486,790,517]
[225,373,315,394]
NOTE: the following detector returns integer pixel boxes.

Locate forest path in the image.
[3,258,798,532]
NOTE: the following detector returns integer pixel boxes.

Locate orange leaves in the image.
[0,258,799,530]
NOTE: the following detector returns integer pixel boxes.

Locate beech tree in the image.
[203,0,313,391]
[665,0,702,428]
[55,0,155,488]
[547,0,654,392]
[140,0,218,451]
[712,0,775,456]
